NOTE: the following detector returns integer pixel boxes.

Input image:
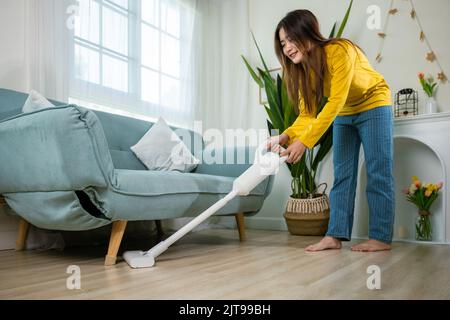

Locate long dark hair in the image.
[274,9,357,115]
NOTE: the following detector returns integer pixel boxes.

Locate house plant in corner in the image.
[241,1,353,235]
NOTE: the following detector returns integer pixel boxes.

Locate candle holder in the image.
[395,88,418,117]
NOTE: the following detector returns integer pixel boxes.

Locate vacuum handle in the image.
[256,142,288,164]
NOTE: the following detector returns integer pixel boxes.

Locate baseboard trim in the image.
[164,216,288,232]
[0,230,16,250]
[245,216,288,231]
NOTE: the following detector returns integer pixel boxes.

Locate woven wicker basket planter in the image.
[284,184,330,236]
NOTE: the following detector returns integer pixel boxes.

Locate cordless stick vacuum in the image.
[123,143,288,268]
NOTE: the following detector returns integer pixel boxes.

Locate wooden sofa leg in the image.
[155,220,164,241]
[105,220,127,266]
[16,218,30,251]
[235,213,246,242]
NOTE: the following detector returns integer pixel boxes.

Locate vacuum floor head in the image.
[123,250,155,268]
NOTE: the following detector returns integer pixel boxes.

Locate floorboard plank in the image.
[0,229,448,299]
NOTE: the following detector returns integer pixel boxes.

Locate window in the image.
[72,0,186,119]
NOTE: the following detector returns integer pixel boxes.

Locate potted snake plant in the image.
[242,0,353,235]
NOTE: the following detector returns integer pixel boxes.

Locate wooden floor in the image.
[1,229,449,300]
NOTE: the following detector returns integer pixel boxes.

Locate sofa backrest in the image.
[0,88,204,171]
[0,88,64,120]
[94,111,204,170]
[0,105,114,193]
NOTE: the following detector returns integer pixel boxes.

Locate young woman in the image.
[267,10,395,252]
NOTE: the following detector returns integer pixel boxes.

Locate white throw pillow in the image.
[131,117,200,172]
[22,90,55,113]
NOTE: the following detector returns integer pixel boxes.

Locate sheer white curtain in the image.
[70,0,199,129]
[25,0,73,102]
[169,0,254,231]
[69,0,254,132]
[24,0,253,133]
[193,0,252,134]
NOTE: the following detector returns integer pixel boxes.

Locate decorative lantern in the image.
[395,88,418,117]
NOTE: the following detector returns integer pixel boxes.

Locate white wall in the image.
[0,0,27,92]
[247,0,449,122]
[246,0,450,229]
[0,0,27,249]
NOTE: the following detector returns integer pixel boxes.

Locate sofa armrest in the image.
[0,105,116,193]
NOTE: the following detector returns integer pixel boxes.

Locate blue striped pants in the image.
[326,105,395,243]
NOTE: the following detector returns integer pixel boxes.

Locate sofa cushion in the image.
[100,190,266,221]
[111,169,268,196]
[94,111,204,170]
[0,88,63,121]
[72,169,270,222]
[109,150,147,170]
[22,90,55,113]
[4,191,111,231]
[79,169,268,222]
[130,117,200,172]
[0,105,114,193]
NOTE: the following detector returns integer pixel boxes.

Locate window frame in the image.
[70,0,186,119]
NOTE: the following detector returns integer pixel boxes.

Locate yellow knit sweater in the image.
[283,40,392,148]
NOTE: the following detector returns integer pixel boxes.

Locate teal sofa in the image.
[0,88,274,265]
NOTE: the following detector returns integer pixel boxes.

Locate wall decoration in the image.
[375,0,447,84]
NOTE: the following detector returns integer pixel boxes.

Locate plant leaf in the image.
[276,74,284,117]
[259,68,284,130]
[241,55,264,88]
[329,22,337,38]
[264,105,278,129]
[281,78,294,128]
[267,119,275,135]
[251,31,270,74]
[312,128,333,170]
[336,0,353,37]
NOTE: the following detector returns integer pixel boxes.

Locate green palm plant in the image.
[242,0,353,199]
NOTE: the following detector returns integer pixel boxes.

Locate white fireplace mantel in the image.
[394,111,450,126]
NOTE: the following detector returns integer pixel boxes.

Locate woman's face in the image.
[279,28,303,64]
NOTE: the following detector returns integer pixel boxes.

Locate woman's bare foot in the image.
[305,236,342,252]
[351,239,391,252]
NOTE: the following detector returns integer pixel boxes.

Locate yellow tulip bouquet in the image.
[403,176,443,241]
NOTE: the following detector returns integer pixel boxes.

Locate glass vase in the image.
[415,210,432,241]
[424,96,438,114]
